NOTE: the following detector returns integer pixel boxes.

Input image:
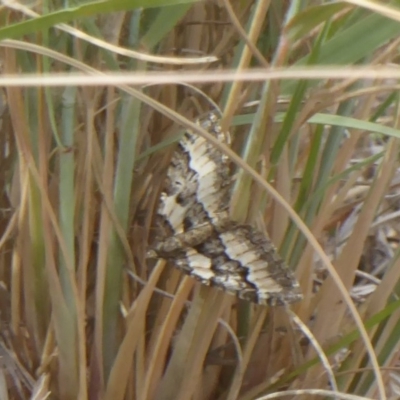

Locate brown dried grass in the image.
[1,1,400,399]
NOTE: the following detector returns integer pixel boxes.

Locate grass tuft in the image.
[2,1,400,399]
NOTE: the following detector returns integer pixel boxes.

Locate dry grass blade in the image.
[3,0,217,65]
[104,262,165,400]
[256,389,374,399]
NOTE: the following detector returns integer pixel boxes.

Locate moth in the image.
[150,113,302,306]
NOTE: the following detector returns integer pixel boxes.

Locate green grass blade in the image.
[0,0,199,40]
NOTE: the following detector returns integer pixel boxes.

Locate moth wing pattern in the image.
[152,112,302,306]
[157,113,231,236]
[152,220,302,306]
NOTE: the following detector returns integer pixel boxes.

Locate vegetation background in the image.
[1,0,400,399]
